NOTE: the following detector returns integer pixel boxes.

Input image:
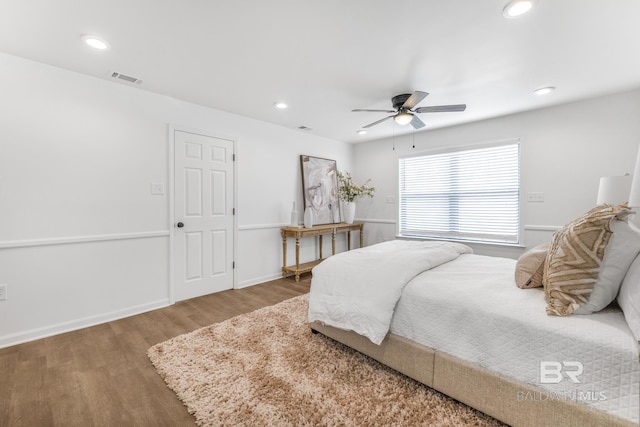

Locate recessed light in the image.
[82,35,110,50]
[503,0,535,18]
[356,130,367,135]
[534,86,555,95]
[274,102,288,109]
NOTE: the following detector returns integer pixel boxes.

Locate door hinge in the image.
[233,153,236,161]
[232,261,235,269]
[232,208,236,215]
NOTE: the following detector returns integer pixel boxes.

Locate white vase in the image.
[343,202,356,224]
[303,207,314,228]
[290,201,298,227]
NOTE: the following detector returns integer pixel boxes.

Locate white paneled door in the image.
[174,130,235,301]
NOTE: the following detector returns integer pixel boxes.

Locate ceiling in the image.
[2,1,640,143]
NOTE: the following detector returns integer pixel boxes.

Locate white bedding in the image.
[308,240,472,344]
[391,254,640,423]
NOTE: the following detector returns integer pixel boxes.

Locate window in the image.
[398,141,520,244]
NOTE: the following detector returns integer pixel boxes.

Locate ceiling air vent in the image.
[110,71,143,85]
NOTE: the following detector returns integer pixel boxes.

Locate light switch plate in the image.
[151,183,165,195]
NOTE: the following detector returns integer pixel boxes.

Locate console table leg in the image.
[332,230,336,255]
[347,231,352,251]
[281,231,287,278]
[295,237,300,273]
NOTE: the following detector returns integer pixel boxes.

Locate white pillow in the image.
[618,251,640,343]
[574,220,640,314]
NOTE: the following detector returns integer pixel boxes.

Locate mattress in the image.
[390,254,640,424]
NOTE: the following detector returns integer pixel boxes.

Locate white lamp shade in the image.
[597,175,632,205]
[630,146,640,207]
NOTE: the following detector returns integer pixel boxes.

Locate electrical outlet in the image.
[0,284,6,301]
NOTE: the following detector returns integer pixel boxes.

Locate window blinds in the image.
[399,142,520,244]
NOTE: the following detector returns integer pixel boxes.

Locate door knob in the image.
[177,222,184,228]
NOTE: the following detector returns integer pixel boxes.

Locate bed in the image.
[307,207,640,427]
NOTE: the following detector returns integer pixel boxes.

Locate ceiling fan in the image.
[352,91,466,130]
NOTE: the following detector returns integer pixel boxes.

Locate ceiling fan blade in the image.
[402,91,429,110]
[363,115,394,129]
[414,104,467,113]
[410,115,426,129]
[352,108,397,113]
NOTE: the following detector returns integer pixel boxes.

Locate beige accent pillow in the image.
[544,204,632,316]
[515,243,550,288]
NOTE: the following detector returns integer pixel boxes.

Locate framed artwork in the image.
[300,155,341,225]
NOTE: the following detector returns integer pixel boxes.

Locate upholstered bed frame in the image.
[309,322,635,427]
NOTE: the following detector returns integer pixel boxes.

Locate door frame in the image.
[168,125,238,304]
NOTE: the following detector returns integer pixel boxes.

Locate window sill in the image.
[396,234,526,249]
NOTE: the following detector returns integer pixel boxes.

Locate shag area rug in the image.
[148,295,504,426]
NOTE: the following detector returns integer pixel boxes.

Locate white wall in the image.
[0,52,353,348]
[353,89,640,258]
[3,49,639,348]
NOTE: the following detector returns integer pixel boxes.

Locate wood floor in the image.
[0,276,311,427]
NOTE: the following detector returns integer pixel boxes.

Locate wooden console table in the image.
[281,222,363,281]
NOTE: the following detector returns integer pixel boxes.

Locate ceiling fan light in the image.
[394,112,413,126]
[503,0,534,18]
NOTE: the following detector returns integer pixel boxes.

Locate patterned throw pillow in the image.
[574,219,640,314]
[544,204,632,316]
[515,243,550,288]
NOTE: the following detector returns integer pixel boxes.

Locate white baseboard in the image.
[0,299,171,349]
[236,272,284,289]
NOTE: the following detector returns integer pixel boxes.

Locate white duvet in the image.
[308,240,472,344]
